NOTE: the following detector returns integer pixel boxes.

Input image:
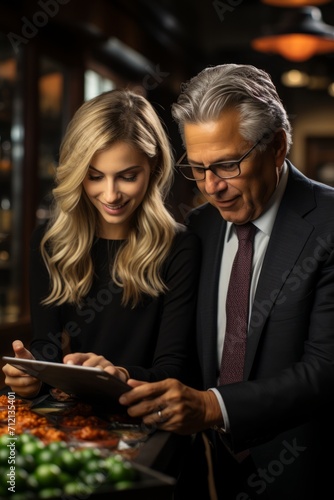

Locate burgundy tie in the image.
[219,222,256,385]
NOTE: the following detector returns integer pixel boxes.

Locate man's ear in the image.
[273,129,287,168]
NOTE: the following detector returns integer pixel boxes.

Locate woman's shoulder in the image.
[166,224,201,264]
[173,223,201,247]
[161,224,201,279]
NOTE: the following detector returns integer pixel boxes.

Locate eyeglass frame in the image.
[176,139,262,181]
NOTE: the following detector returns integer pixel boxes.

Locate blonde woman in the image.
[3,89,201,398]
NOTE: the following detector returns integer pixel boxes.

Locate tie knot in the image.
[235,222,255,242]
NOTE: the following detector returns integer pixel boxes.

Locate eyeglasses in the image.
[176,139,261,181]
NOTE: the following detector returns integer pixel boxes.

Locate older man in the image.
[120,64,334,500]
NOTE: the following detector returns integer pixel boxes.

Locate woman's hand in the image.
[119,378,223,434]
[2,340,42,398]
[63,352,129,382]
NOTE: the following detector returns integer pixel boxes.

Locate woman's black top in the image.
[29,223,201,384]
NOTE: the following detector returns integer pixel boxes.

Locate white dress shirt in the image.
[210,161,289,431]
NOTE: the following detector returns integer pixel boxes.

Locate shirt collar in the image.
[226,161,289,240]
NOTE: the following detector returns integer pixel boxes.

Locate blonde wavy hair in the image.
[41,89,182,307]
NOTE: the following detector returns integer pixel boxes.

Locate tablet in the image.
[2,356,131,406]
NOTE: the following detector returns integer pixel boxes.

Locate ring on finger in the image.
[156,407,169,423]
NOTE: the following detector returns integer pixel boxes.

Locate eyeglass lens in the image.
[180,162,239,180]
[178,139,260,181]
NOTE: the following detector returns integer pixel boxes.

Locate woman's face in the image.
[82,142,151,239]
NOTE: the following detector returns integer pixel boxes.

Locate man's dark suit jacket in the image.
[187,161,334,500]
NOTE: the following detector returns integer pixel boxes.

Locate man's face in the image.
[183,109,286,224]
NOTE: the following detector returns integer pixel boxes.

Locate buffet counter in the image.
[0,388,190,499]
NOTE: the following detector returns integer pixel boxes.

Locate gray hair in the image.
[171,64,292,153]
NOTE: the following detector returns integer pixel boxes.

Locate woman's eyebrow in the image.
[88,165,102,173]
[88,164,142,174]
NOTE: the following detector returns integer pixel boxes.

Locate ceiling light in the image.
[281,69,309,87]
[262,0,331,6]
[252,7,334,61]
[328,82,334,96]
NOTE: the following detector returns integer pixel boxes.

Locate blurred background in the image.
[0,0,334,344]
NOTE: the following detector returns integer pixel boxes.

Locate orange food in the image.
[59,415,108,428]
[16,409,49,429]
[71,426,113,441]
[30,426,68,443]
[0,394,27,406]
[0,410,8,421]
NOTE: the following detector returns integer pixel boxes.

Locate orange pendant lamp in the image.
[252,6,334,61]
[262,0,330,5]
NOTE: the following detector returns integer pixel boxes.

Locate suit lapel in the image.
[244,164,316,379]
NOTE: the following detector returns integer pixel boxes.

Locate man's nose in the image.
[204,170,228,195]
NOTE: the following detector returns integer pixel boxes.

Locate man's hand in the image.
[2,340,42,398]
[119,378,223,435]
